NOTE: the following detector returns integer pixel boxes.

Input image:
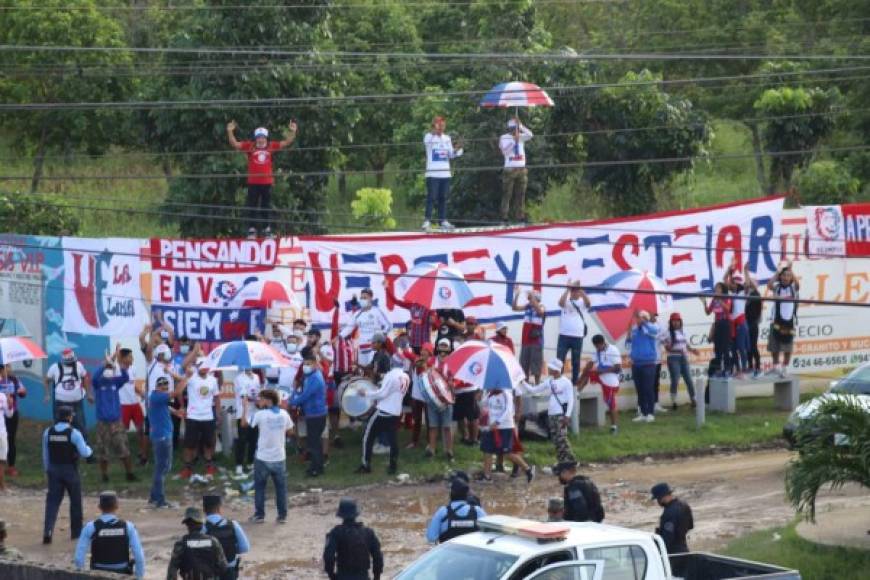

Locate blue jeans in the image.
[731,321,750,373]
[149,437,172,505]
[254,459,287,519]
[556,334,584,384]
[425,177,450,222]
[632,364,658,417]
[666,354,696,401]
[44,464,82,539]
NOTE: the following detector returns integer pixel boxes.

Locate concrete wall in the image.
[0,560,117,580]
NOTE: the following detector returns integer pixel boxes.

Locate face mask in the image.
[359,298,371,309]
[302,364,314,375]
[103,368,115,378]
[287,343,298,354]
[180,345,190,354]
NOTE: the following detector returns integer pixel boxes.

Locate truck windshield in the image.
[396,544,519,580]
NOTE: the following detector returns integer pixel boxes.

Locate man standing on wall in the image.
[227,120,298,238]
[498,117,533,224]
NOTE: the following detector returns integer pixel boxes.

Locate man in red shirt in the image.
[227,120,297,237]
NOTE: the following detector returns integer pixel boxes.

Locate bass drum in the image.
[422,368,454,410]
[339,376,378,419]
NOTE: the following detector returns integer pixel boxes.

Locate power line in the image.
[13,190,866,260]
[1,44,867,62]
[0,65,865,111]
[0,105,864,164]
[0,0,621,11]
[3,144,867,181]
[4,239,866,311]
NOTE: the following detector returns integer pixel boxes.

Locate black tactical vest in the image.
[204,518,238,564]
[47,425,77,464]
[439,502,479,543]
[333,523,371,574]
[180,533,221,579]
[91,518,130,571]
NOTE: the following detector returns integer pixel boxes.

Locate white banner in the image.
[298,197,785,343]
[62,237,146,337]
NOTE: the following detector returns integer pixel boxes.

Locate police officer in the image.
[651,482,694,554]
[323,498,384,580]
[42,405,92,544]
[167,507,228,580]
[426,479,488,544]
[74,491,146,578]
[547,497,565,522]
[448,470,481,508]
[202,495,250,580]
[553,461,605,523]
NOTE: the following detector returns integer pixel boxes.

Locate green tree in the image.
[795,160,860,205]
[0,192,80,236]
[785,398,870,522]
[351,188,396,230]
[581,70,712,216]
[0,0,135,192]
[754,87,842,194]
[144,2,340,237]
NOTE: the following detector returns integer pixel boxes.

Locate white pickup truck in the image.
[395,515,800,580]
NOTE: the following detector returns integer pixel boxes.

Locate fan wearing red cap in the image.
[227,119,297,238]
[44,348,93,450]
[724,260,752,379]
[663,313,700,410]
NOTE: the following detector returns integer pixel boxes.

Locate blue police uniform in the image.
[42,420,92,541]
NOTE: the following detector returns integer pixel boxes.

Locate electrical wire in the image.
[3,144,867,181]
[13,190,867,261]
[3,239,867,310]
[0,105,864,163]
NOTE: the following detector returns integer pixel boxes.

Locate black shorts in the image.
[183,419,216,450]
[453,391,480,421]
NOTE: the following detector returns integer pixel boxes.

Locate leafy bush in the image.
[796,161,860,206]
[351,188,397,230]
[0,191,80,236]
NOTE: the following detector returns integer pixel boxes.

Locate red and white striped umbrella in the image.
[228,280,299,309]
[0,336,47,365]
[443,340,525,391]
[480,82,555,108]
[394,262,475,310]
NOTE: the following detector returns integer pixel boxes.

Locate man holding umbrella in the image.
[498,117,533,224]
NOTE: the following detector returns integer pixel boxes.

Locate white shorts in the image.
[0,434,8,462]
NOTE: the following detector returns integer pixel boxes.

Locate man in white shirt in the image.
[115,347,148,467]
[480,388,534,483]
[356,365,408,475]
[176,359,220,479]
[557,280,591,385]
[581,334,623,434]
[341,288,391,367]
[422,115,463,231]
[0,391,13,491]
[44,348,93,448]
[524,358,576,463]
[242,389,293,524]
[498,117,533,223]
[233,369,262,475]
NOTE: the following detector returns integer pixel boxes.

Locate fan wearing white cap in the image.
[498,116,533,224]
[175,358,220,480]
[226,119,298,238]
[523,358,576,463]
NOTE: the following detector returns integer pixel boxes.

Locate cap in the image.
[547,358,563,372]
[372,332,386,345]
[202,494,222,512]
[552,460,578,476]
[547,497,565,513]
[253,127,269,138]
[568,279,582,289]
[437,338,451,351]
[669,312,682,322]
[61,348,76,362]
[153,344,171,361]
[336,498,359,520]
[56,405,74,421]
[450,478,470,499]
[650,482,674,500]
[155,376,170,388]
[99,491,118,511]
[196,357,209,368]
[182,507,205,525]
[449,470,471,484]
[507,118,518,128]
[496,321,508,332]
[420,342,435,354]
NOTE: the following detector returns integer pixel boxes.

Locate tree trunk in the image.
[374,162,386,188]
[338,170,347,197]
[747,122,770,195]
[161,156,172,180]
[30,121,49,193]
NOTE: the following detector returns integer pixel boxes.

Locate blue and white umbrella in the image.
[202,340,290,370]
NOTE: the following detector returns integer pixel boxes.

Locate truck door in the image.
[524,560,604,580]
[583,545,650,580]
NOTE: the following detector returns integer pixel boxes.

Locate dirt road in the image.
[0,449,860,578]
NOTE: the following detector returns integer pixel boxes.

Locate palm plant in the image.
[785,397,870,522]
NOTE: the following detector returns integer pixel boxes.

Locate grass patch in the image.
[11,396,793,498]
[723,522,870,580]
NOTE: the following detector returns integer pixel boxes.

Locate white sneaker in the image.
[441,220,455,230]
[778,368,788,378]
[372,443,390,455]
[645,414,656,423]
[422,220,431,232]
[610,425,619,435]
[654,403,668,413]
[764,367,779,376]
[632,415,646,422]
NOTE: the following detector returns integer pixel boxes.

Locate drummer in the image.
[356,359,408,476]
